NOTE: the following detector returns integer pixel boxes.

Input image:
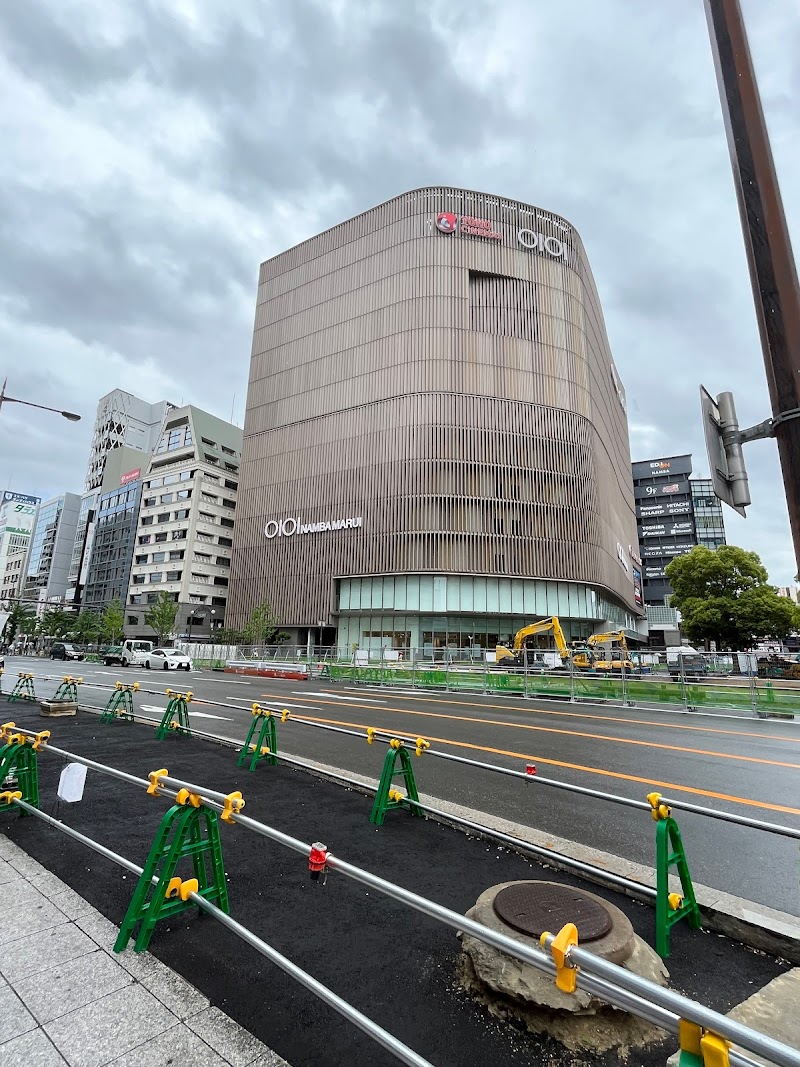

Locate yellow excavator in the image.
[495,617,571,669]
[571,630,633,673]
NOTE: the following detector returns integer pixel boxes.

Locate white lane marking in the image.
[344,686,419,696]
[200,678,253,685]
[299,691,386,703]
[189,711,232,721]
[254,700,323,711]
[140,705,166,714]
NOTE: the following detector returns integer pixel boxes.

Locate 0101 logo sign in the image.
[265,516,363,539]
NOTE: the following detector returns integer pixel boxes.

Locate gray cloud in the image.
[0,0,797,581]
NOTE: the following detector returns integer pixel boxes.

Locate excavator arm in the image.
[495,617,570,667]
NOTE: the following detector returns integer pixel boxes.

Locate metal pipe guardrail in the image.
[5,740,796,1067]
[9,670,800,840]
[10,798,434,1067]
[6,674,800,840]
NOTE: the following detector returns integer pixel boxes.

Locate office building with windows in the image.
[228,187,644,654]
[22,493,82,607]
[632,455,727,645]
[82,447,152,612]
[0,492,39,602]
[85,389,176,492]
[124,406,242,641]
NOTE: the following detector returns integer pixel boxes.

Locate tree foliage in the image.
[1,603,36,644]
[73,609,102,647]
[665,545,800,650]
[241,601,289,645]
[101,598,125,645]
[39,606,74,639]
[144,591,178,643]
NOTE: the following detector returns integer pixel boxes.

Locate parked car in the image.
[144,648,193,671]
[51,642,85,661]
[103,646,125,666]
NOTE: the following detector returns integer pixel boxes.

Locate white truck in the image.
[121,639,153,667]
[665,646,707,680]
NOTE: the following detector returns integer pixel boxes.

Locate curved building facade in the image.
[228,187,643,653]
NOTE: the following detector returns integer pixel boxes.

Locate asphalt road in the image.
[6,655,800,916]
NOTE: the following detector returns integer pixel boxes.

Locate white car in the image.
[144,648,193,671]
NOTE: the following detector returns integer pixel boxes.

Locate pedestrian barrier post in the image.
[115,768,237,953]
[155,689,192,740]
[99,681,139,724]
[51,675,82,702]
[677,1019,731,1067]
[237,703,278,771]
[369,736,425,826]
[647,791,701,958]
[0,723,46,811]
[8,673,36,703]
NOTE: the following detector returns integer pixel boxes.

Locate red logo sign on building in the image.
[120,468,141,486]
[435,212,458,233]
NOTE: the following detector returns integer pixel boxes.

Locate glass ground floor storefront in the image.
[335,574,640,656]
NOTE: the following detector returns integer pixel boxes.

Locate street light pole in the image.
[0,378,81,422]
[703,0,800,573]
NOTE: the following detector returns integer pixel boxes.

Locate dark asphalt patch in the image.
[0,703,788,1067]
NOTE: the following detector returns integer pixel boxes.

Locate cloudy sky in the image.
[0,0,798,582]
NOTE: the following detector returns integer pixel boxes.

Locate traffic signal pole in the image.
[703,0,800,574]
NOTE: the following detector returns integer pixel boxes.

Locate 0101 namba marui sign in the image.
[264,516,363,539]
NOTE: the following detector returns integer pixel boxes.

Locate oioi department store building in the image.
[228,187,644,655]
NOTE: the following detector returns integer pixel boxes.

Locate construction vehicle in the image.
[756,655,800,680]
[571,630,634,673]
[494,617,571,669]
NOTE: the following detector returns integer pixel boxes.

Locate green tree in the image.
[242,601,288,646]
[665,545,800,650]
[73,609,102,648]
[214,626,245,645]
[1,603,36,645]
[144,591,178,643]
[101,598,125,645]
[39,606,74,639]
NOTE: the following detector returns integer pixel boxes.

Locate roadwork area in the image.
[0,701,792,1067]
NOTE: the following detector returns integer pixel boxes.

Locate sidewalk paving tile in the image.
[0,923,97,983]
[0,857,20,885]
[0,894,68,947]
[0,1027,68,1067]
[187,1006,272,1067]
[0,985,37,1044]
[7,852,50,879]
[112,949,210,1019]
[43,984,175,1067]
[16,949,133,1025]
[73,911,120,949]
[29,871,99,918]
[106,1023,232,1067]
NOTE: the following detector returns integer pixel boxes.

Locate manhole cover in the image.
[493,883,613,942]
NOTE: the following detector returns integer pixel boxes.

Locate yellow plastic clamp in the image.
[389,738,402,750]
[415,737,430,757]
[388,789,404,802]
[18,672,33,680]
[221,790,244,822]
[175,788,202,808]
[115,681,122,691]
[281,709,290,722]
[63,675,72,683]
[668,892,683,911]
[250,744,270,755]
[646,791,671,821]
[166,876,199,901]
[0,722,15,742]
[133,682,140,691]
[0,790,22,805]
[166,689,172,697]
[366,728,376,745]
[32,730,50,752]
[186,691,193,703]
[541,922,579,993]
[147,768,168,796]
[251,703,271,718]
[700,1032,731,1066]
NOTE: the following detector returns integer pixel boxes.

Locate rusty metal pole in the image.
[703,0,800,574]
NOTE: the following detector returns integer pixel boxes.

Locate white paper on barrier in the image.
[58,763,87,803]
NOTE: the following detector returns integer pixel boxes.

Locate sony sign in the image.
[265,516,363,538]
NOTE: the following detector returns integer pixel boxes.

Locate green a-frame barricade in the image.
[100,682,139,724]
[647,792,701,958]
[115,771,242,953]
[237,703,278,772]
[51,675,82,701]
[8,673,36,704]
[369,738,425,826]
[155,689,192,740]
[0,724,46,812]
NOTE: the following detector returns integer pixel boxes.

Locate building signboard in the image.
[631,455,692,480]
[632,567,643,606]
[265,516,363,539]
[432,213,572,260]
[120,468,141,486]
[616,542,630,573]
[634,479,691,500]
[641,542,695,558]
[644,565,666,579]
[640,521,695,538]
[637,500,692,519]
